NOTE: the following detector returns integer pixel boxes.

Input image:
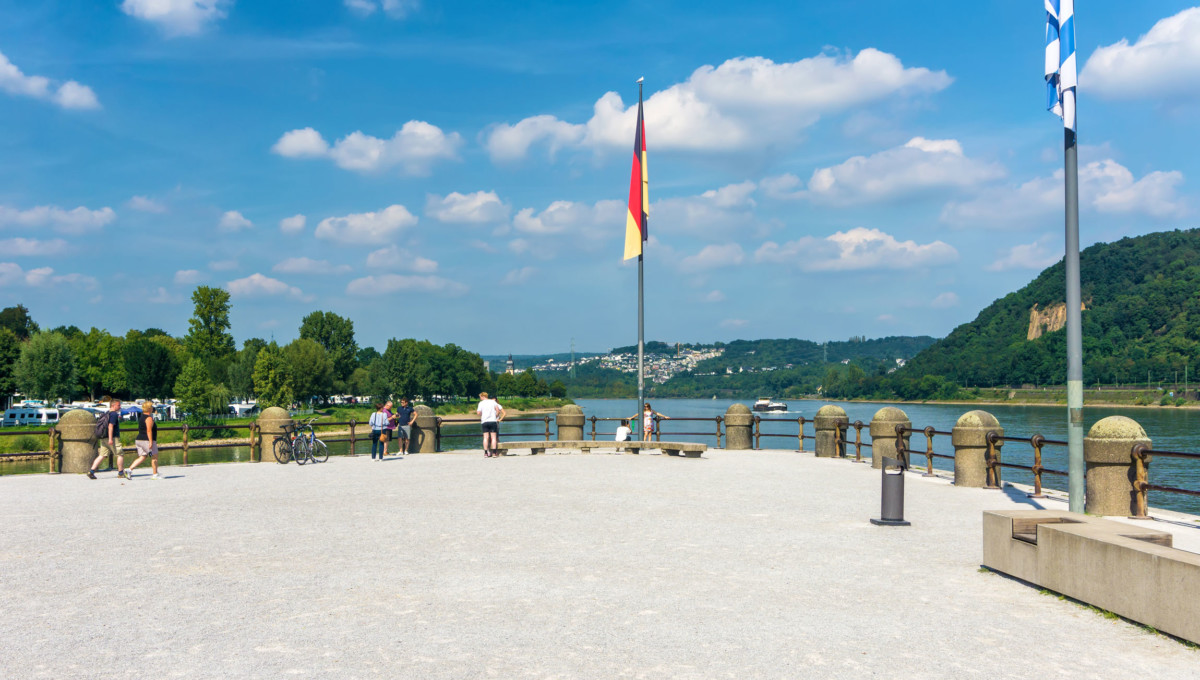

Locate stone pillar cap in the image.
[871,406,909,422]
[1086,415,1148,440]
[414,404,435,416]
[725,403,752,415]
[955,410,1001,428]
[815,405,848,418]
[559,404,583,414]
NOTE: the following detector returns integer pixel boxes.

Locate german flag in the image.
[623,91,647,260]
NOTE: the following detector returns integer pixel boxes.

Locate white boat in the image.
[752,398,788,413]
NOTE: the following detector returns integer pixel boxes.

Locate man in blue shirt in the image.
[394,397,417,455]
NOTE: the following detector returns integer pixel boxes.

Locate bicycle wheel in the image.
[311,438,329,463]
[273,437,291,464]
[293,436,310,465]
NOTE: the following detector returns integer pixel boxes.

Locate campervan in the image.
[2,406,61,427]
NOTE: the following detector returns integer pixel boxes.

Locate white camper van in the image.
[2,406,60,427]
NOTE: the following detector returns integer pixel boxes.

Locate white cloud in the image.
[1081,8,1200,101]
[680,244,745,269]
[365,245,438,272]
[426,191,510,224]
[501,266,536,285]
[720,318,748,329]
[345,274,467,296]
[651,182,759,237]
[0,205,115,233]
[513,200,624,237]
[930,292,959,309]
[987,235,1062,272]
[272,257,351,275]
[344,0,419,18]
[174,269,202,285]
[227,273,307,299]
[315,205,418,245]
[218,210,252,231]
[0,238,68,256]
[148,287,182,304]
[127,195,167,213]
[208,259,238,271]
[0,263,96,289]
[279,214,306,233]
[273,122,462,175]
[755,227,958,271]
[703,290,726,303]
[780,137,1005,205]
[271,127,329,158]
[941,159,1188,226]
[120,0,230,37]
[484,49,951,160]
[876,314,896,322]
[0,50,100,110]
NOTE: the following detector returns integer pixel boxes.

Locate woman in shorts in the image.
[127,401,160,479]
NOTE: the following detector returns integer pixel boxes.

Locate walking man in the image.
[477,392,504,457]
[126,401,160,479]
[394,397,416,455]
[87,399,126,479]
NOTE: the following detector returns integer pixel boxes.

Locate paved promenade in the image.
[2,450,1197,679]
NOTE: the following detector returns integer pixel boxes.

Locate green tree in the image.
[549,379,567,398]
[252,342,294,409]
[356,346,380,367]
[377,338,422,400]
[124,336,180,399]
[515,369,540,397]
[0,304,39,340]
[227,338,267,400]
[71,328,128,399]
[14,332,76,401]
[0,328,20,399]
[184,286,235,363]
[283,338,334,403]
[299,311,358,382]
[174,358,214,416]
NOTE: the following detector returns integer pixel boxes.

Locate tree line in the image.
[0,287,564,419]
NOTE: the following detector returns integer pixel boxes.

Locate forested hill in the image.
[691,336,936,372]
[899,229,1200,386]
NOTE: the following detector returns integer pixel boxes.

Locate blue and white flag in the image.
[1045,0,1076,133]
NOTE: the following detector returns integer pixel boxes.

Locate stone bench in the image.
[496,440,707,458]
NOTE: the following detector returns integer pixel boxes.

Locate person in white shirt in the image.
[368,403,388,460]
[476,392,505,457]
[615,419,632,442]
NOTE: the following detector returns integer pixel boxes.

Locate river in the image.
[4,398,1198,514]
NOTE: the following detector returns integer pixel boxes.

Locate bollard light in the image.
[871,452,911,527]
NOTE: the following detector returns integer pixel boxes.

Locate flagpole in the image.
[1064,125,1084,513]
[636,79,645,439]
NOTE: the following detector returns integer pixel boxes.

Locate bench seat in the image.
[495,440,706,458]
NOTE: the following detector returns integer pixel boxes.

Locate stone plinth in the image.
[1084,416,1149,516]
[813,405,848,458]
[952,410,1003,488]
[556,404,584,441]
[868,407,910,469]
[724,403,753,450]
[412,405,437,453]
[58,409,99,474]
[256,407,292,463]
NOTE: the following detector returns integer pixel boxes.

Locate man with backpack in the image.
[86,400,127,480]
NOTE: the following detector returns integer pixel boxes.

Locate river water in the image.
[5,398,1199,514]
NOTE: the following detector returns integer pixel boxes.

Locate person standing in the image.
[127,401,160,479]
[87,399,126,479]
[631,403,669,441]
[380,400,395,458]
[368,403,388,460]
[394,397,416,455]
[476,392,504,457]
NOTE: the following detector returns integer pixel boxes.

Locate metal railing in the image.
[434,415,553,450]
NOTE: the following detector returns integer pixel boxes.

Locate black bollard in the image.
[871,454,911,527]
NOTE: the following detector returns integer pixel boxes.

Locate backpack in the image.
[93,411,111,439]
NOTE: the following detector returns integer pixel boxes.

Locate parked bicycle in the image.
[272,417,329,465]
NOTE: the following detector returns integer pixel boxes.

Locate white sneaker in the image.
[151,474,160,479]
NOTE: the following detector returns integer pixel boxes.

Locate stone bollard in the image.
[411,405,438,453]
[724,403,753,450]
[557,404,584,441]
[256,406,292,463]
[813,405,849,458]
[869,407,911,469]
[951,410,1004,488]
[58,409,99,474]
[1084,416,1149,516]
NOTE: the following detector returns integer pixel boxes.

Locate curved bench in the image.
[495,440,707,458]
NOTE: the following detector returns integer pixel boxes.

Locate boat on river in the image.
[753,398,787,412]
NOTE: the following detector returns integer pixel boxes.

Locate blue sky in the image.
[1,1,1198,355]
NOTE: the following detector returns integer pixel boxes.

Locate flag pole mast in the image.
[637,79,645,440]
[1065,119,1084,513]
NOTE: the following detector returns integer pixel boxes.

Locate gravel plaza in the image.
[2,449,1198,679]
